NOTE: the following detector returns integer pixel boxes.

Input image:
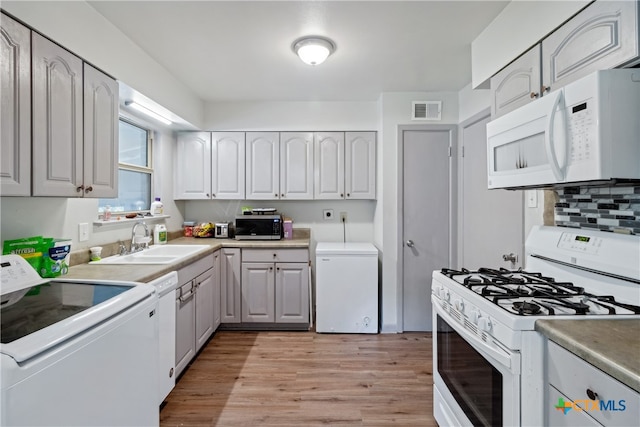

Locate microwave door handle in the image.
[546,90,566,181]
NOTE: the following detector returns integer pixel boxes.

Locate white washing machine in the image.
[315,242,378,333]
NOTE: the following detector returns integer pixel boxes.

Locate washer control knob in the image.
[478,316,492,332]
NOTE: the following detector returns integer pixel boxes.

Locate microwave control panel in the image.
[567,100,594,164]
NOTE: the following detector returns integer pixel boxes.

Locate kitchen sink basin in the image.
[90,245,210,265]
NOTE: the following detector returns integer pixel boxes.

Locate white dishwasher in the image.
[148,271,178,405]
[0,255,159,426]
[315,242,379,333]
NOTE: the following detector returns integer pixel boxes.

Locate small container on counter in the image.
[183,221,196,237]
[283,217,293,240]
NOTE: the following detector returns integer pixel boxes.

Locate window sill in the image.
[93,215,170,228]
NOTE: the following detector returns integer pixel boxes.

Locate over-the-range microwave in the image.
[486,69,640,190]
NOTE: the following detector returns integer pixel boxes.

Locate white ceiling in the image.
[89,1,509,103]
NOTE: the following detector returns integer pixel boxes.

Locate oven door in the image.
[433,301,520,427]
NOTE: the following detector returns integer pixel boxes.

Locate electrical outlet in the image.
[340,212,347,222]
[78,223,89,242]
[323,209,334,220]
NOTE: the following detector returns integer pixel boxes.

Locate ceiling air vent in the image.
[412,101,442,121]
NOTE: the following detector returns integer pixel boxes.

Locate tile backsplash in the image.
[555,185,640,235]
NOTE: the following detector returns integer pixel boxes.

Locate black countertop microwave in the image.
[234,215,282,240]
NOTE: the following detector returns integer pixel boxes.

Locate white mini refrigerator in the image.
[315,242,378,333]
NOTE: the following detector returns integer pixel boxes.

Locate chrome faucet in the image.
[130,221,150,253]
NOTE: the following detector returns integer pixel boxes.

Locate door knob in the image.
[406,240,415,248]
[502,253,518,263]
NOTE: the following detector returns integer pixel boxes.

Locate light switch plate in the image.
[79,223,89,241]
[527,190,538,208]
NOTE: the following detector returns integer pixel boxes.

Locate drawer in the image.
[548,341,639,426]
[547,386,601,427]
[242,249,308,263]
[177,254,213,286]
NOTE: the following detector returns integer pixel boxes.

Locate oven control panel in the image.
[557,232,602,254]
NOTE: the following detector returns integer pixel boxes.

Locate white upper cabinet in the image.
[31,32,118,197]
[174,132,211,200]
[542,0,639,92]
[83,63,118,198]
[1,14,31,196]
[490,46,542,118]
[280,132,313,200]
[246,132,279,200]
[32,33,84,197]
[314,132,345,199]
[345,131,376,199]
[490,1,639,118]
[212,132,245,199]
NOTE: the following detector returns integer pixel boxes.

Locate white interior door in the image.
[460,111,524,269]
[401,127,453,332]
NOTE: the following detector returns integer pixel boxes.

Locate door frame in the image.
[457,108,491,268]
[397,124,458,332]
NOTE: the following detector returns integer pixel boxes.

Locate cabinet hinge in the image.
[448,146,452,157]
[461,146,465,157]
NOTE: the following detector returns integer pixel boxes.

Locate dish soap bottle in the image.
[103,205,112,221]
[154,224,167,245]
[150,197,164,216]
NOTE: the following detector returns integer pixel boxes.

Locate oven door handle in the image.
[435,302,517,372]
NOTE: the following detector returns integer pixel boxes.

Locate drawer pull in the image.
[586,389,599,400]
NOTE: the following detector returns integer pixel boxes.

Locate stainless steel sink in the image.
[90,245,210,265]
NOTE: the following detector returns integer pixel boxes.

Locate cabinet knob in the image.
[542,85,551,93]
[281,194,284,197]
[212,193,216,198]
[273,253,277,258]
[340,193,344,198]
[76,185,84,192]
[206,193,210,197]
[347,193,350,197]
[275,193,278,197]
[276,267,280,271]
[586,389,598,400]
[269,266,273,271]
[530,92,539,99]
[84,186,93,193]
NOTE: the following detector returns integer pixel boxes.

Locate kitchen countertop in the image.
[535,319,640,393]
[63,229,310,284]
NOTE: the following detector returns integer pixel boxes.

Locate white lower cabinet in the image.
[240,249,310,325]
[220,248,242,323]
[546,340,640,426]
[174,254,218,377]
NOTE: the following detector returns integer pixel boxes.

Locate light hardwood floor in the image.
[160,331,436,426]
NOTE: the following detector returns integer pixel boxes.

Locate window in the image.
[99,119,153,213]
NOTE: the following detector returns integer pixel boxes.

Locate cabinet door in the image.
[314,132,345,199]
[1,14,31,196]
[195,267,214,351]
[280,132,314,199]
[212,132,245,199]
[490,45,542,118]
[542,0,640,92]
[212,250,221,331]
[246,131,279,200]
[220,248,241,323]
[345,131,376,199]
[175,132,211,199]
[275,263,309,324]
[83,64,118,198]
[241,262,275,322]
[32,33,83,197]
[175,281,196,377]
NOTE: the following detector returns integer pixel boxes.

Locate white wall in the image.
[379,91,459,332]
[458,82,491,123]
[2,0,204,128]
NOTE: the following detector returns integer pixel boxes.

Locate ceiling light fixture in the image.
[292,36,336,66]
[124,100,172,125]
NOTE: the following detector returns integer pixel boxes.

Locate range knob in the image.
[443,289,451,302]
[478,316,492,332]
[454,298,464,311]
[469,309,480,324]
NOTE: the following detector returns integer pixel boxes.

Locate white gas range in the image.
[431,226,640,427]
